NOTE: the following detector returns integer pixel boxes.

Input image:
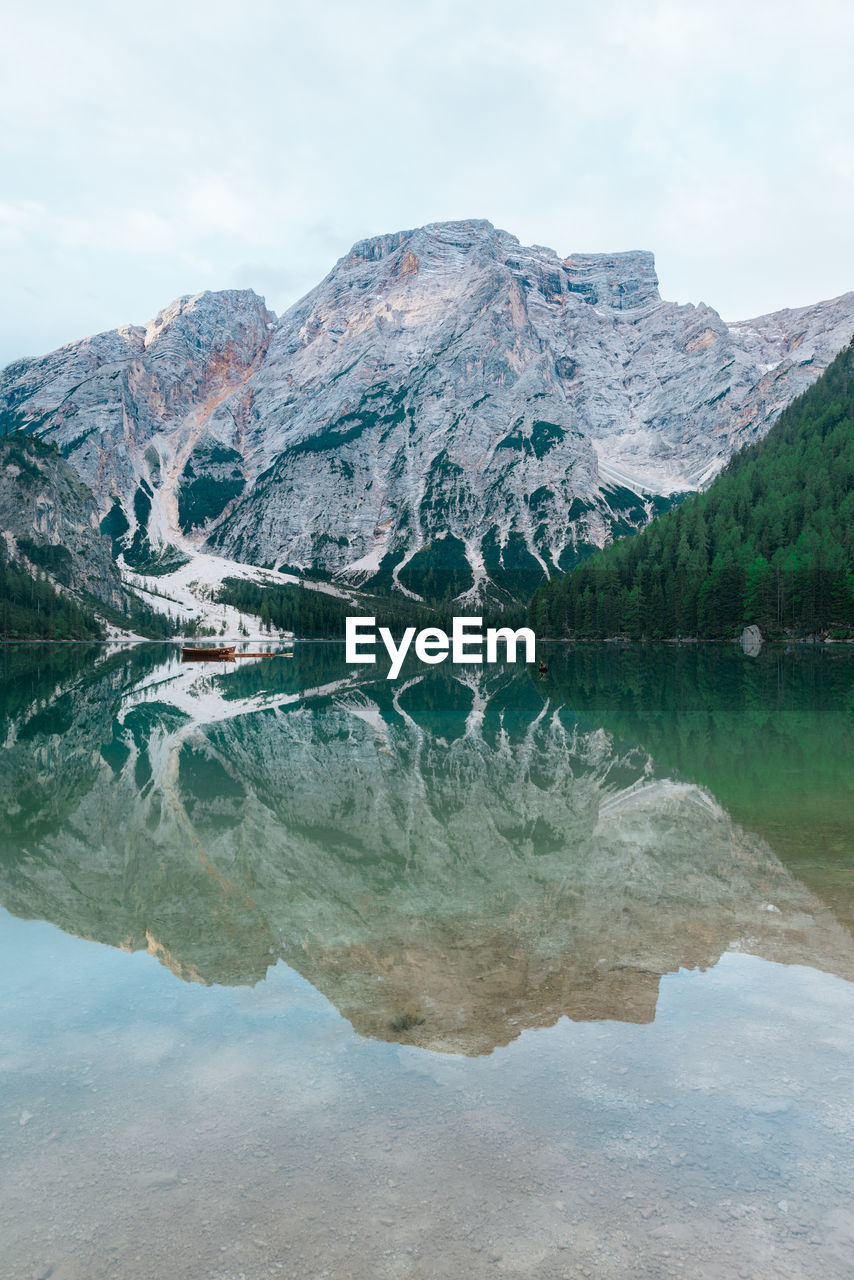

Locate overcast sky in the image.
[2,0,853,366]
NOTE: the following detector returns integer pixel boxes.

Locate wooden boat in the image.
[181,645,294,662]
[181,645,236,661]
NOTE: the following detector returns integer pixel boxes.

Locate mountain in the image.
[0,434,188,639]
[0,289,274,576]
[0,434,122,606]
[2,221,853,602]
[531,338,854,638]
[0,434,124,638]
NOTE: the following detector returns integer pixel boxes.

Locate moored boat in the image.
[181,645,237,661]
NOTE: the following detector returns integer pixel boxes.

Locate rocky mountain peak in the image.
[2,223,853,603]
[138,289,276,372]
[334,220,659,311]
[561,249,660,310]
[345,219,500,265]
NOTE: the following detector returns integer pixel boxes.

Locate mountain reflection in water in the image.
[1,642,852,1056]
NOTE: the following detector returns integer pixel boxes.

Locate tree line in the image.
[530,339,854,640]
[217,577,526,639]
[0,543,184,641]
[0,546,104,640]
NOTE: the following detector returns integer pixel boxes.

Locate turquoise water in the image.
[1,643,853,1279]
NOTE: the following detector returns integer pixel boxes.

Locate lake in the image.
[1,641,853,1280]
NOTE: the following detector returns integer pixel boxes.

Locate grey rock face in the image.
[0,435,123,608]
[2,222,853,599]
[740,624,764,655]
[0,289,274,567]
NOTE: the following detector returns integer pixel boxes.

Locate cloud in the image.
[1,0,854,363]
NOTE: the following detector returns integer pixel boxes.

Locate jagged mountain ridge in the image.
[2,220,853,600]
[0,289,275,576]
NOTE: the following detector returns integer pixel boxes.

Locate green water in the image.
[1,642,853,1279]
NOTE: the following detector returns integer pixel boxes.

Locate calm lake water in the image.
[1,642,853,1280]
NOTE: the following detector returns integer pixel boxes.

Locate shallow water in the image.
[1,642,853,1279]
